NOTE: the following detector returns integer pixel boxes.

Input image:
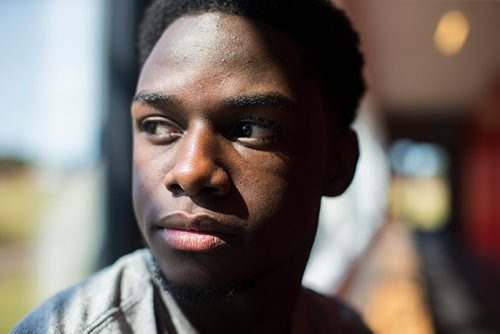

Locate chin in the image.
[150,252,252,303]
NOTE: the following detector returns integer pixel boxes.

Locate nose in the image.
[164,124,231,197]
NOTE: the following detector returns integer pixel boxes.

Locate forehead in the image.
[137,13,313,97]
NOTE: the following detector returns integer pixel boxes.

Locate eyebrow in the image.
[221,93,295,111]
[132,91,182,109]
[133,91,295,112]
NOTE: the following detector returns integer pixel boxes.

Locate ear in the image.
[322,128,359,197]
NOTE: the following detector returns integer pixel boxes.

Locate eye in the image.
[231,118,279,142]
[138,116,182,143]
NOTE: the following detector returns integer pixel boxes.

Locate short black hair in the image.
[138,0,365,131]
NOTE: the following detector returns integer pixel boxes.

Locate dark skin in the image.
[131,13,359,334]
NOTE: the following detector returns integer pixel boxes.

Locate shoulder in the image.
[11,249,154,334]
[292,287,373,334]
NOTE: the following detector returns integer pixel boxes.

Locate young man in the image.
[13,0,369,332]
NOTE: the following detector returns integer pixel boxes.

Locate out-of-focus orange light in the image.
[434,10,470,56]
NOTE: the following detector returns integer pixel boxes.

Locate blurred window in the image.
[389,139,451,231]
[0,0,105,331]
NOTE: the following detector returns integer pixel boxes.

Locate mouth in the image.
[154,212,242,252]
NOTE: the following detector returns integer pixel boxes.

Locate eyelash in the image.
[231,116,281,142]
[136,115,281,144]
[137,116,182,142]
[244,116,281,133]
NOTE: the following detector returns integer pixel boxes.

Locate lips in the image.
[154,211,242,252]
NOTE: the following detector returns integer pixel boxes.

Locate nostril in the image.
[204,187,219,194]
[165,181,225,196]
[167,183,183,193]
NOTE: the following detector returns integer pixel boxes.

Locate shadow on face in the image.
[131,12,352,291]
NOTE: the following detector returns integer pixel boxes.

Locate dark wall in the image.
[99,0,151,268]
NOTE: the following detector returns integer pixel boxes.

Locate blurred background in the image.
[1,0,499,333]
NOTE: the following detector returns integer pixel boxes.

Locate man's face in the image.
[132,13,333,290]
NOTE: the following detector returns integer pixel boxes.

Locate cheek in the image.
[232,149,324,265]
[232,145,322,233]
[225,150,285,231]
[264,130,329,229]
[132,143,167,226]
